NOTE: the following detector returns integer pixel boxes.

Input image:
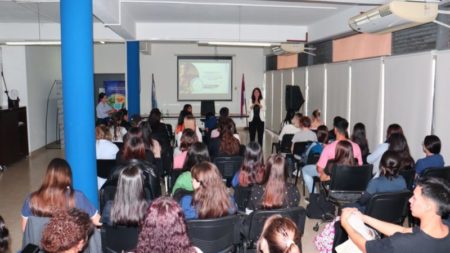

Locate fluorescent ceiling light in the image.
[122,0,337,10]
[205,41,276,47]
[5,41,61,46]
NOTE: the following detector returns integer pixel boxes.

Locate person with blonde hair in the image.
[257,215,302,253]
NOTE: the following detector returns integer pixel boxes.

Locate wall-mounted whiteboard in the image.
[384,52,434,160]
[350,58,383,151]
[434,50,450,163]
[308,65,326,124]
[326,62,350,129]
[272,71,283,133]
[293,67,307,115]
[265,71,273,131]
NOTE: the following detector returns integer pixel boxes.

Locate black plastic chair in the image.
[234,186,252,212]
[399,168,415,191]
[422,166,450,181]
[291,141,313,186]
[279,134,294,154]
[243,206,306,252]
[187,215,241,253]
[101,224,139,253]
[213,156,244,187]
[365,190,412,225]
[97,159,117,179]
[324,164,373,207]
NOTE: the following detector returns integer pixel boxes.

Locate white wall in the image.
[25,46,62,152]
[139,43,265,126]
[94,43,126,74]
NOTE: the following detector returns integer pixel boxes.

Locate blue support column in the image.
[60,0,98,208]
[127,41,140,116]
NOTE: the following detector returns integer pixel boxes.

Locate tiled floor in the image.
[0,130,324,252]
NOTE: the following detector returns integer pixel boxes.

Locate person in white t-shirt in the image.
[279,112,302,142]
[291,116,317,152]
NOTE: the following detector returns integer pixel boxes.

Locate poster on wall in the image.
[104,80,126,110]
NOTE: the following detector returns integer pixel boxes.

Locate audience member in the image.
[177,104,193,131]
[211,107,238,139]
[247,154,300,210]
[140,121,162,175]
[174,129,198,169]
[328,116,344,142]
[0,216,9,253]
[416,135,445,176]
[355,151,407,211]
[387,133,415,171]
[179,162,237,219]
[248,88,265,146]
[41,208,94,253]
[21,158,100,231]
[279,112,302,142]
[118,108,131,130]
[351,122,369,164]
[232,142,265,188]
[136,197,202,253]
[281,110,296,128]
[257,215,301,253]
[291,116,317,151]
[172,143,211,195]
[176,115,202,146]
[110,111,128,143]
[101,164,148,226]
[208,117,240,159]
[367,124,403,176]
[95,125,119,160]
[310,109,323,131]
[340,177,450,253]
[319,140,358,182]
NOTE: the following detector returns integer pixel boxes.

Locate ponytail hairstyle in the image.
[379,151,401,180]
[257,215,301,253]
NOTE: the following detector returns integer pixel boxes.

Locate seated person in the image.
[173,129,198,169]
[247,154,300,211]
[176,104,192,134]
[387,133,415,172]
[96,125,119,160]
[21,158,100,231]
[301,125,328,193]
[171,143,210,196]
[320,140,358,182]
[176,115,202,147]
[135,197,202,253]
[416,135,445,176]
[211,107,238,140]
[340,177,450,253]
[257,215,302,253]
[351,122,370,164]
[291,116,317,151]
[101,164,148,226]
[355,151,407,211]
[279,112,302,142]
[109,111,128,143]
[41,209,95,253]
[208,117,240,159]
[232,142,265,188]
[310,109,323,131]
[179,162,237,219]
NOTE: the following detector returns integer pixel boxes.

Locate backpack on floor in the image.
[306,193,336,220]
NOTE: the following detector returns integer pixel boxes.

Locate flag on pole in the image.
[151,73,158,109]
[240,74,246,115]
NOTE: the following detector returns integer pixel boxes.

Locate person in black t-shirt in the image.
[340,177,450,253]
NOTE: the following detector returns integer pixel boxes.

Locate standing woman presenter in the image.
[248,88,265,146]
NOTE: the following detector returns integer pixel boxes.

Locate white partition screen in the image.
[326,62,350,129]
[282,69,293,119]
[434,50,450,164]
[265,71,273,131]
[272,71,283,133]
[350,58,383,151]
[308,65,326,123]
[293,67,307,115]
[384,52,434,160]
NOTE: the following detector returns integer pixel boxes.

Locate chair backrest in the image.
[399,168,415,191]
[234,186,253,211]
[365,190,412,225]
[292,141,312,157]
[97,159,117,179]
[279,134,294,153]
[247,206,307,244]
[423,166,450,181]
[187,215,240,253]
[213,156,244,183]
[101,224,139,253]
[330,164,373,192]
[99,181,155,213]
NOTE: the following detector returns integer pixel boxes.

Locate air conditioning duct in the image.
[349,1,438,34]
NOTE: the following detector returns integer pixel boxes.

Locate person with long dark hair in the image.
[351,122,369,164]
[320,140,358,181]
[247,154,300,210]
[279,113,302,143]
[110,111,128,143]
[248,88,265,146]
[179,162,236,219]
[101,165,148,226]
[136,197,201,253]
[232,142,265,188]
[174,129,199,169]
[208,117,240,159]
[176,104,193,134]
[21,158,100,231]
[387,133,415,171]
[172,143,211,195]
[367,123,403,175]
[415,135,445,176]
[257,215,302,253]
